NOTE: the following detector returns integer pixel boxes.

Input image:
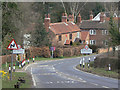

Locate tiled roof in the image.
[81,31,89,41]
[80,20,109,29]
[49,22,80,35]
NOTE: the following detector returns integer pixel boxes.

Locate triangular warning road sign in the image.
[7,39,18,50]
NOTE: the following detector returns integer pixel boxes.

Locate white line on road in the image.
[91,83,98,86]
[102,86,109,88]
[25,63,37,71]
[31,67,36,86]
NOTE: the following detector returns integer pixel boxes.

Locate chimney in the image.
[62,13,67,23]
[77,13,82,24]
[44,14,50,32]
[69,14,74,22]
[100,12,105,22]
[90,11,93,20]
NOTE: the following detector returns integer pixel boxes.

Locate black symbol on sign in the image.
[10,43,15,48]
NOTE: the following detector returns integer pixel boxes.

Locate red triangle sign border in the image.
[7,39,19,50]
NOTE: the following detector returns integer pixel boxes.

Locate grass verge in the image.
[2,72,32,88]
[76,62,118,79]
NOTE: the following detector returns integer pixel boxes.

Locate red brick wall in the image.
[0,54,16,65]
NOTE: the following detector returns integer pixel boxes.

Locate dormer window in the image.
[90,30,96,35]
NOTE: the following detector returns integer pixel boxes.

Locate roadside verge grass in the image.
[2,72,32,88]
[76,62,118,79]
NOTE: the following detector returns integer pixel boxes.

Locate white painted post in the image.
[9,64,11,74]
[19,62,21,69]
[28,58,29,64]
[33,57,35,62]
[109,64,111,71]
[13,64,15,72]
[83,58,85,68]
[80,59,82,67]
[89,57,90,62]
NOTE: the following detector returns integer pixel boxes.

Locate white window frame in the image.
[105,30,108,35]
[102,30,108,35]
[103,40,108,46]
[89,30,96,35]
[90,40,96,45]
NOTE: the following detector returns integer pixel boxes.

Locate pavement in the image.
[24,55,119,88]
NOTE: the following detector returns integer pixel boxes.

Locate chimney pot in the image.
[100,12,105,22]
[44,14,51,32]
[77,13,82,24]
[62,13,67,23]
[90,11,93,20]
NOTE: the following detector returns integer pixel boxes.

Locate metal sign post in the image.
[50,47,55,58]
[7,39,18,81]
[10,50,13,80]
[52,50,53,58]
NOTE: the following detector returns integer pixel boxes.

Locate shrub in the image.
[88,45,98,53]
[42,47,51,58]
[63,48,73,57]
[53,48,63,58]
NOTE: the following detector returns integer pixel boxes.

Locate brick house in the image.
[44,13,81,46]
[77,11,119,47]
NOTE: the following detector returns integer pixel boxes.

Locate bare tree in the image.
[64,2,88,22]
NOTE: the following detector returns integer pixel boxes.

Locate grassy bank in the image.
[2,72,32,88]
[76,62,118,79]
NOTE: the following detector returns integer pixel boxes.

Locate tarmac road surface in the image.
[25,55,118,88]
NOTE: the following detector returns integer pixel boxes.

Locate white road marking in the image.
[91,83,98,86]
[31,67,36,86]
[25,63,37,71]
[102,86,109,88]
[49,82,53,84]
[57,81,60,83]
[35,73,56,75]
[37,65,48,67]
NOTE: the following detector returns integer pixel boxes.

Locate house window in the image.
[89,30,96,35]
[102,30,108,35]
[90,40,96,45]
[69,34,72,39]
[103,40,108,46]
[59,35,62,41]
[105,30,108,35]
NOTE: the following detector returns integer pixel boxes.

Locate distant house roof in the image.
[80,20,109,30]
[92,12,118,21]
[81,31,89,41]
[49,22,80,35]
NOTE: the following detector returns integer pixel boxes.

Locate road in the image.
[25,55,118,88]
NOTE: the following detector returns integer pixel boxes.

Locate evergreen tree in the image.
[31,17,50,47]
[109,16,120,46]
[92,2,105,17]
